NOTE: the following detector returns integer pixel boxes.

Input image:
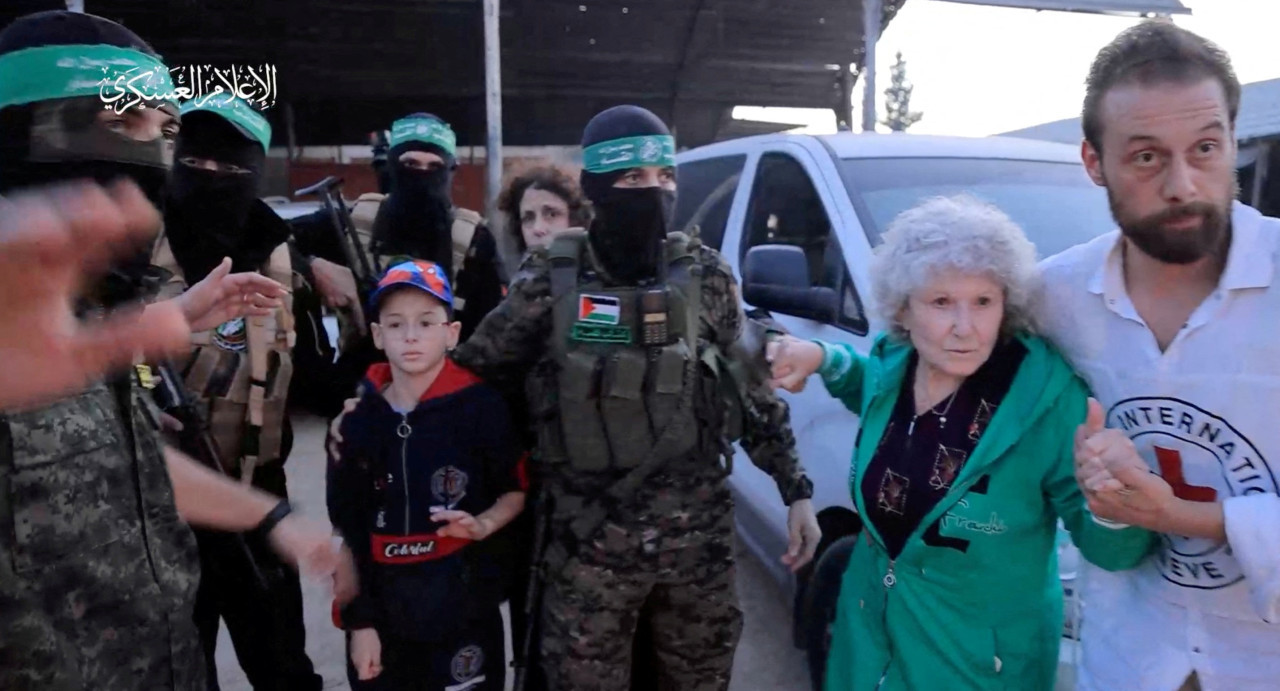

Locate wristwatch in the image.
[251,499,292,541]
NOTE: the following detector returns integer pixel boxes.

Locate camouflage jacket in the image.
[0,374,204,690]
[451,240,813,530]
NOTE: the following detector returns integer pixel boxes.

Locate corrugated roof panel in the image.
[1001,78,1280,145]
[1236,78,1280,143]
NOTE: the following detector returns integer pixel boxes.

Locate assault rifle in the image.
[513,485,552,691]
[294,175,379,296]
[150,359,270,591]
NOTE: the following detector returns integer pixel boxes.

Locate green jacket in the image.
[819,333,1155,691]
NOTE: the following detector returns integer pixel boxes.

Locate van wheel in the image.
[793,510,862,648]
[801,535,857,691]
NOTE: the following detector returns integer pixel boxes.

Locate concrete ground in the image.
[215,414,1075,690]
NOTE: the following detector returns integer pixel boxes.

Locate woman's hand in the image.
[766,335,825,393]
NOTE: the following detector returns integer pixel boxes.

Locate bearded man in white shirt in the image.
[1036,20,1280,691]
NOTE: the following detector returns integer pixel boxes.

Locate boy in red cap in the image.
[327,259,527,690]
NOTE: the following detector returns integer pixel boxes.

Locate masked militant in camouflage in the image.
[449,105,819,691]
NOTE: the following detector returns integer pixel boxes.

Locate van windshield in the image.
[839,157,1116,260]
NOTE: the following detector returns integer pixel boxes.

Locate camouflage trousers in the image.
[539,517,743,691]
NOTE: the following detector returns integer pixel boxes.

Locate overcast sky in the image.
[734,0,1280,137]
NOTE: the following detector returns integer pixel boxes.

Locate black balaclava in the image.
[580,105,677,285]
[371,112,458,273]
[0,11,175,306]
[165,110,274,282]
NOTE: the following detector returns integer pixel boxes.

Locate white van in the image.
[674,131,1116,689]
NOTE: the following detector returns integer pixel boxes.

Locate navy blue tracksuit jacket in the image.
[327,360,527,642]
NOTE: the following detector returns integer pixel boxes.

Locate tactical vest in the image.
[351,193,483,312]
[152,237,296,482]
[534,229,714,474]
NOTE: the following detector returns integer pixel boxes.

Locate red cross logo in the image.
[1154,446,1218,503]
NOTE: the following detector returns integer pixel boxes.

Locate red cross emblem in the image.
[1154,446,1218,503]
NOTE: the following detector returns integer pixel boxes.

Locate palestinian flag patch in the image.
[577,294,620,325]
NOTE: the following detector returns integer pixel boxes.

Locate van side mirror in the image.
[741,245,839,323]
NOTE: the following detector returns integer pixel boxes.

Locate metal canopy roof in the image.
[1,0,907,148]
[1236,78,1280,144]
[933,0,1189,15]
[1000,78,1280,146]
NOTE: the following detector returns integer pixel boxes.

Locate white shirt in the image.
[1038,202,1280,691]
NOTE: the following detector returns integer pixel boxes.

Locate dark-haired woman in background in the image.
[497,164,592,255]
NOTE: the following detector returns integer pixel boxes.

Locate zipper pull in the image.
[396,413,411,439]
[883,560,897,589]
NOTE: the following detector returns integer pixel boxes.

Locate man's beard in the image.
[1108,187,1232,265]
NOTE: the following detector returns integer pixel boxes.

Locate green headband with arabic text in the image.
[180,93,272,152]
[388,116,457,156]
[0,44,178,111]
[582,134,676,174]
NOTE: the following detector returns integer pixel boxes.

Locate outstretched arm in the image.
[165,447,344,576]
[701,248,818,570]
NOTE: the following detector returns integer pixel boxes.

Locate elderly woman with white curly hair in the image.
[768,195,1156,691]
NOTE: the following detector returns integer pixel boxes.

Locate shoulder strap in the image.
[236,243,295,483]
[547,228,590,302]
[663,230,702,264]
[350,194,383,255]
[450,208,483,284]
[242,312,269,485]
[265,243,296,349]
[664,231,703,351]
[452,207,483,225]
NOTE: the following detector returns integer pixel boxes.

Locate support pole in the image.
[1252,140,1272,208]
[284,101,298,163]
[861,0,881,133]
[483,0,503,228]
[836,64,855,131]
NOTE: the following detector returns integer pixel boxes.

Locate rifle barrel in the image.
[304,180,377,290]
[514,488,551,691]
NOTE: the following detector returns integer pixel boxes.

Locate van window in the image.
[742,153,867,334]
[673,154,746,251]
[838,157,1113,259]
